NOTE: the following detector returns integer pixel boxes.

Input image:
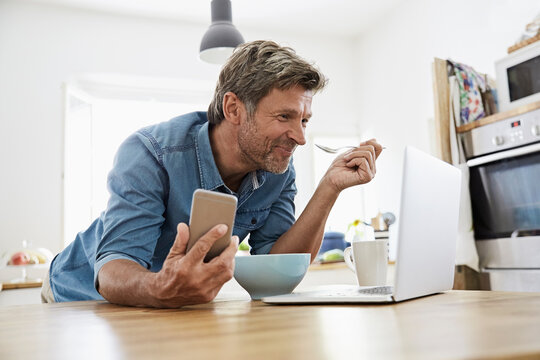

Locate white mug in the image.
[344,240,388,286]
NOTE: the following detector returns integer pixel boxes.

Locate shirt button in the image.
[251,218,257,225]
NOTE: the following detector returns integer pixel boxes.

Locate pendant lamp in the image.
[199,0,245,64]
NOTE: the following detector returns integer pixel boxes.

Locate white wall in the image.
[354,0,540,221]
[0,0,357,255]
[1,0,538,258]
[0,1,209,255]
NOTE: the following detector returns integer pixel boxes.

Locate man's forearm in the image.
[97,259,161,307]
[96,224,238,308]
[270,178,339,261]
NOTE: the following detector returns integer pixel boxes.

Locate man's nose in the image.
[289,121,306,146]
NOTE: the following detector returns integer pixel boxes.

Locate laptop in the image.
[262,146,462,304]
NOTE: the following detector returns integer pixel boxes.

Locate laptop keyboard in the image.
[322,286,394,298]
[356,286,394,295]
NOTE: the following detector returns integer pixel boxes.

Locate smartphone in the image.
[186,189,238,262]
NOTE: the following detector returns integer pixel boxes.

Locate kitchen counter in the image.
[0,261,365,306]
[1,290,539,359]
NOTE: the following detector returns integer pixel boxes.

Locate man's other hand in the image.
[322,138,383,193]
[152,222,238,308]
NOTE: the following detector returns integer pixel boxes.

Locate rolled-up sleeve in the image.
[249,164,297,255]
[93,132,169,289]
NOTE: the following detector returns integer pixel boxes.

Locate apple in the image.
[322,249,344,262]
[9,251,30,266]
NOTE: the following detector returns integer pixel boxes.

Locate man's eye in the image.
[302,119,309,125]
[278,114,288,121]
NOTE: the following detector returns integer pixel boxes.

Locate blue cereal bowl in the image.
[234,253,311,300]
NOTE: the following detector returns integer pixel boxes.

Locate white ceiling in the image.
[25,0,405,36]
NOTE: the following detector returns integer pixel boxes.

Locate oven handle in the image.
[511,229,540,238]
[467,142,540,167]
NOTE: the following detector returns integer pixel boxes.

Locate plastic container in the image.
[319,231,346,254]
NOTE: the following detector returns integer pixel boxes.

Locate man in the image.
[42,40,383,307]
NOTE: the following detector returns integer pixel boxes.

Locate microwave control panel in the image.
[461,107,540,159]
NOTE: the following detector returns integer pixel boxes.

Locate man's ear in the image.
[222,92,245,125]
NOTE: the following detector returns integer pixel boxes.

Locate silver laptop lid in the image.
[392,146,461,302]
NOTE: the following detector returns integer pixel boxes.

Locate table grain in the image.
[1,290,540,360]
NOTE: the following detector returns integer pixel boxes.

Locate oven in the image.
[461,107,540,291]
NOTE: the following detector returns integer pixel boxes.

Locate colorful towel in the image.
[449,60,487,125]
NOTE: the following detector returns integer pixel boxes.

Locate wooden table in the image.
[1,291,539,360]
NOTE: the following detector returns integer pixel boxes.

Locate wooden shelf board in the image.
[456,100,540,133]
[1,280,43,290]
[508,34,540,53]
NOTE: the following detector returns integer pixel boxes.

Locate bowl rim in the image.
[235,253,310,258]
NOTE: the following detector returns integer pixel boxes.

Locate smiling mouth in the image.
[275,146,295,157]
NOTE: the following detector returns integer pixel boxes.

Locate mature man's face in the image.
[238,85,313,174]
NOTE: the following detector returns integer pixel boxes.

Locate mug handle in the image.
[343,246,356,273]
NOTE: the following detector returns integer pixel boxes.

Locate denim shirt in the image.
[49,112,297,302]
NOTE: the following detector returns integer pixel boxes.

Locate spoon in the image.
[315,144,386,154]
[314,144,356,154]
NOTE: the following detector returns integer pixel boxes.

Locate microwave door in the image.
[508,55,540,103]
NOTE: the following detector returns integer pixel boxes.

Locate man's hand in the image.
[321,138,383,193]
[269,139,382,260]
[150,222,239,308]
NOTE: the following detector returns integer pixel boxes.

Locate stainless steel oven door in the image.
[467,142,540,271]
[467,142,540,240]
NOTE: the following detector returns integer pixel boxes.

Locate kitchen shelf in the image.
[508,34,540,53]
[455,100,540,133]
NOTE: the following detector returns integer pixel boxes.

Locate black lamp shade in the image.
[199,0,244,64]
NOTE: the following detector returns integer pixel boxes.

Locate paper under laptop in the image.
[262,146,462,304]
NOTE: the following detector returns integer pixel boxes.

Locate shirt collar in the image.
[195,120,224,191]
[195,118,267,196]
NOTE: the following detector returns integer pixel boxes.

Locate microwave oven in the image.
[495,40,540,112]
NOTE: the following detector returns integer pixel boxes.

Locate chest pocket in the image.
[234,207,271,231]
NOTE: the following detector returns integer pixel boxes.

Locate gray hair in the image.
[207,40,328,125]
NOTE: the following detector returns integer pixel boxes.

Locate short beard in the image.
[238,115,293,174]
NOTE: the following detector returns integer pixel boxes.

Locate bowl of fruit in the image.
[7,248,52,266]
[2,243,54,283]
